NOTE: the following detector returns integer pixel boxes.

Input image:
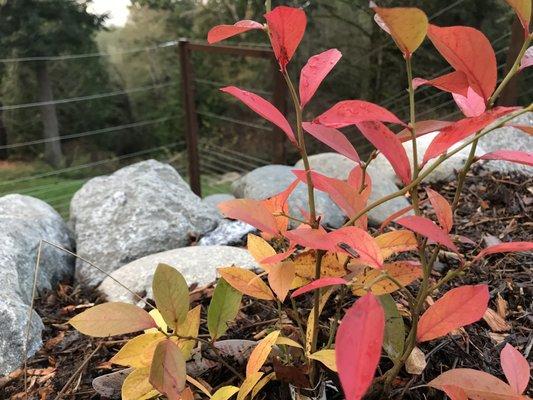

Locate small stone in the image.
[405,346,427,375]
[202,193,235,210]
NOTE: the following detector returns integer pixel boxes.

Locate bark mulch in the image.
[2,166,531,399]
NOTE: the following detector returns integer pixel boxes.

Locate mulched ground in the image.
[2,166,531,400]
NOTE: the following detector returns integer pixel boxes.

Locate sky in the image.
[87,0,131,27]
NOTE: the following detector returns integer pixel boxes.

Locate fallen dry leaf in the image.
[483,308,511,332]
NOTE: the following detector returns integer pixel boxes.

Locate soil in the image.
[2,166,532,400]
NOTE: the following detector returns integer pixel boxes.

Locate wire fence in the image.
[0,7,529,218]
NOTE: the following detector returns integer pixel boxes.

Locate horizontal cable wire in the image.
[0,81,178,111]
[0,141,185,188]
[0,40,179,63]
[202,143,270,165]
[199,152,249,173]
[200,147,262,170]
[0,115,181,150]
[197,110,271,131]
[194,78,272,97]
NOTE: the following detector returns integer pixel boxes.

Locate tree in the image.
[0,0,105,167]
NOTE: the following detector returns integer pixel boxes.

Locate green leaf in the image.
[69,302,156,337]
[208,278,242,340]
[152,263,190,332]
[149,339,187,399]
[378,294,405,360]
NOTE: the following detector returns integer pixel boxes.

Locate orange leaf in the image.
[505,0,531,35]
[261,179,299,237]
[246,330,280,376]
[375,230,417,259]
[428,368,521,400]
[351,261,422,296]
[417,285,489,342]
[268,261,295,302]
[425,188,453,232]
[149,340,187,399]
[219,198,279,236]
[218,267,275,301]
[372,6,428,57]
[69,303,156,337]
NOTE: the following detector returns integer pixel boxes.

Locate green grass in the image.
[1,160,235,219]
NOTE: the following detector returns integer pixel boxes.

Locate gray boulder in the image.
[70,160,220,287]
[0,194,74,375]
[98,245,258,303]
[479,112,532,174]
[202,193,235,209]
[293,153,412,225]
[231,165,345,228]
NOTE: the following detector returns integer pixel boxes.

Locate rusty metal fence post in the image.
[178,40,288,195]
[178,38,202,196]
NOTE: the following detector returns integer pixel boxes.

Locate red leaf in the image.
[428,369,520,400]
[302,122,360,162]
[291,277,347,298]
[452,87,487,117]
[220,86,296,143]
[519,46,533,70]
[396,215,458,252]
[207,20,263,44]
[292,169,370,219]
[417,284,489,342]
[474,241,533,261]
[283,226,332,251]
[379,203,416,232]
[479,150,533,167]
[335,293,385,400]
[413,70,470,96]
[314,100,405,129]
[355,121,412,185]
[218,199,279,236]
[425,188,453,232]
[397,120,454,142]
[423,107,518,163]
[427,25,497,102]
[260,247,296,264]
[329,226,383,269]
[299,49,342,108]
[500,343,530,394]
[509,124,533,135]
[264,6,306,72]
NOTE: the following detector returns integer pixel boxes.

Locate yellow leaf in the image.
[176,305,201,360]
[308,349,337,372]
[375,230,417,259]
[246,330,280,376]
[186,375,212,398]
[247,234,277,272]
[110,332,165,368]
[237,372,264,400]
[251,372,276,398]
[211,385,240,400]
[69,302,156,337]
[145,309,168,334]
[268,261,295,302]
[305,288,334,354]
[276,337,303,349]
[352,261,422,296]
[218,267,275,301]
[149,340,187,398]
[292,250,348,281]
[122,367,159,400]
[152,263,190,332]
[373,7,428,56]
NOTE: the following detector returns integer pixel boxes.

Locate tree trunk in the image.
[0,104,7,160]
[36,62,63,167]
